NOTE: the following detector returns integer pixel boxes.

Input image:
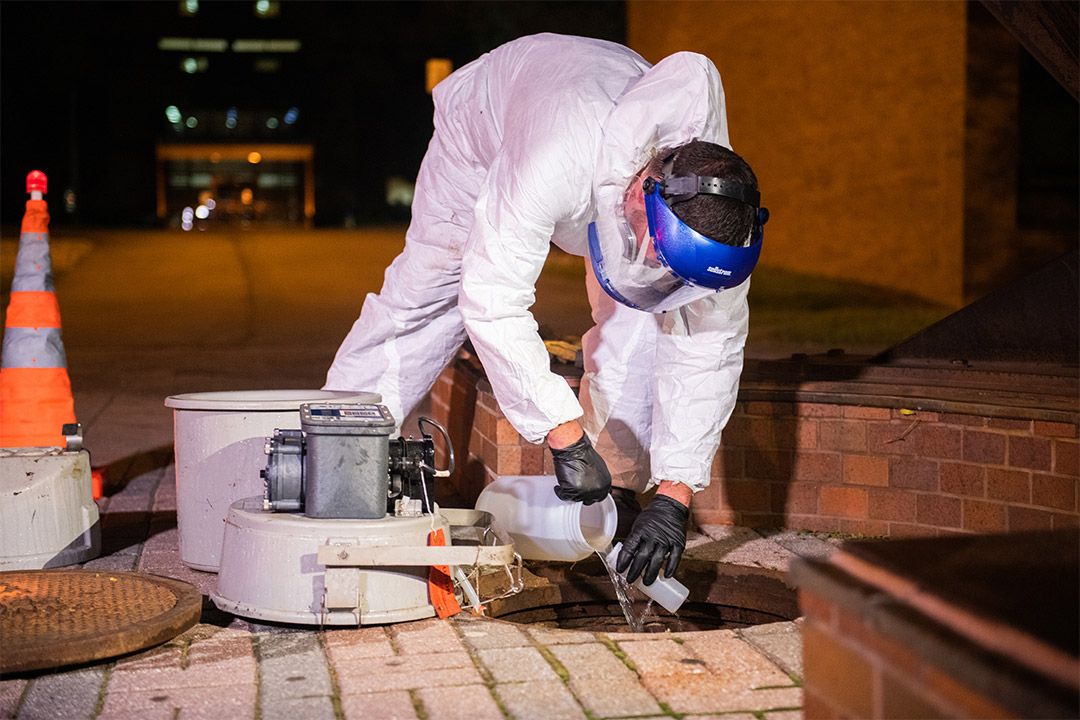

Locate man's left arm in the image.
[616,281,750,585]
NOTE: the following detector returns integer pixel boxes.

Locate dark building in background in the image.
[0,1,625,228]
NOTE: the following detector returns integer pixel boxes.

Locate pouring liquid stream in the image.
[597,546,654,633]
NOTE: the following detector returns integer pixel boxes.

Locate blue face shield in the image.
[588,171,767,313]
[644,177,766,290]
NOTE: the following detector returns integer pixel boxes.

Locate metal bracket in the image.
[324,567,362,611]
[316,509,515,568]
[63,423,83,452]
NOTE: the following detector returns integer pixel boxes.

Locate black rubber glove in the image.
[549,434,612,505]
[616,494,690,586]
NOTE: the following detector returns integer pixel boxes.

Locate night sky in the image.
[0,1,625,227]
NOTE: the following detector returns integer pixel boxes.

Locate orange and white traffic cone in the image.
[0,171,77,449]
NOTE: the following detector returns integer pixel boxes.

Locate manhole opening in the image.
[483,557,799,633]
[496,600,791,633]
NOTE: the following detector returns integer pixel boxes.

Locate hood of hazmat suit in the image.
[587,51,735,313]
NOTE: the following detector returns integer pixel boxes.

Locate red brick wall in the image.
[800,584,1017,718]
[696,402,1079,537]
[431,357,1080,538]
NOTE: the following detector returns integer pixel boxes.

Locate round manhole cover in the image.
[0,569,202,673]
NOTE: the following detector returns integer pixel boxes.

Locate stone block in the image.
[818,421,866,453]
[988,418,1031,432]
[552,644,663,717]
[1008,436,1053,472]
[260,696,337,720]
[776,482,819,515]
[493,680,585,720]
[476,647,557,684]
[109,636,257,693]
[455,619,528,650]
[524,626,597,646]
[800,622,873,719]
[323,627,395,662]
[1056,440,1079,477]
[916,424,963,460]
[332,652,480,694]
[793,453,842,484]
[1007,505,1052,532]
[619,638,701,677]
[725,479,772,512]
[881,670,948,720]
[867,422,918,456]
[961,499,1007,533]
[843,454,889,487]
[795,403,842,418]
[745,449,794,481]
[640,675,803,715]
[417,684,504,720]
[915,494,962,529]
[888,457,938,492]
[962,430,1007,465]
[986,467,1031,503]
[818,486,867,519]
[839,518,889,537]
[868,488,916,523]
[256,632,332,703]
[1034,420,1077,438]
[843,406,892,420]
[392,620,467,655]
[739,621,805,680]
[1031,474,1078,512]
[682,633,794,688]
[97,685,258,720]
[939,462,985,497]
[16,666,105,720]
[339,691,418,720]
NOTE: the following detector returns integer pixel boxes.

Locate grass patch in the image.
[747,266,952,352]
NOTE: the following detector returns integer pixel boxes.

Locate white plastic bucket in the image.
[164,389,380,572]
[475,475,616,562]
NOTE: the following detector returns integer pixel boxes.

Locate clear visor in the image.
[588,190,717,313]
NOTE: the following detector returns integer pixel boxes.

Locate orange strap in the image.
[427,529,462,619]
[21,200,49,233]
[4,291,62,329]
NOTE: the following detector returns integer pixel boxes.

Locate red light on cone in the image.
[26,170,47,194]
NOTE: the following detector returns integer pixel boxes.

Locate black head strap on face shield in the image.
[659,175,761,208]
[647,154,770,247]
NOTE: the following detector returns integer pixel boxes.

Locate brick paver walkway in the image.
[1,448,830,720]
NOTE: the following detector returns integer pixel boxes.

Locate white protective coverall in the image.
[325,33,750,495]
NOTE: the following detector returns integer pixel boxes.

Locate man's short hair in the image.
[668,140,758,247]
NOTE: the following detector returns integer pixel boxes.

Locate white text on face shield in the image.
[707,266,732,276]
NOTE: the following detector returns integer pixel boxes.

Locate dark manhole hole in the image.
[482,556,799,633]
[496,600,790,633]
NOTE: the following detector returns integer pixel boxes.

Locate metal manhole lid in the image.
[0,569,202,673]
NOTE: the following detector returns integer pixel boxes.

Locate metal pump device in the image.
[261,404,451,519]
[210,402,520,626]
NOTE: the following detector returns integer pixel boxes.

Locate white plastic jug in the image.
[475,475,616,562]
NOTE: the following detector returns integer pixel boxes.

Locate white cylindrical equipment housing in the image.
[0,448,100,570]
[164,389,379,572]
[475,475,616,562]
[213,496,449,625]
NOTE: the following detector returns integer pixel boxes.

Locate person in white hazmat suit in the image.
[325,33,767,587]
